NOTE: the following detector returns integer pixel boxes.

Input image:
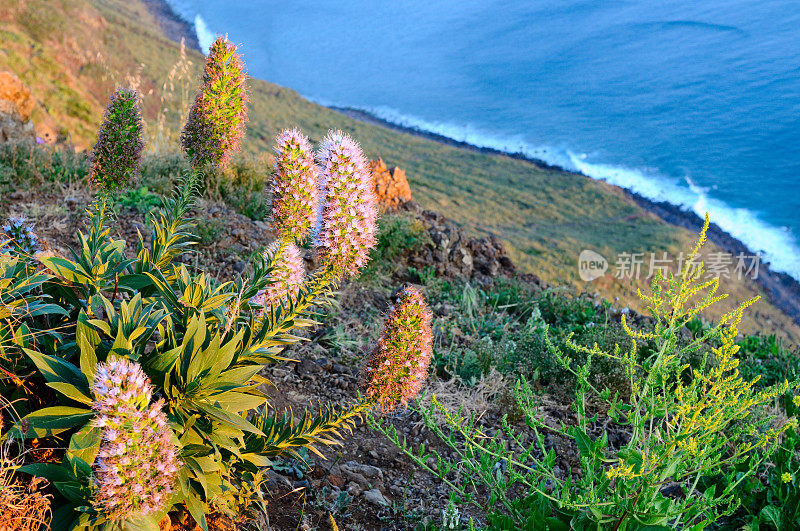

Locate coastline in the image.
[144,0,800,327]
[141,0,202,52]
[334,106,800,326]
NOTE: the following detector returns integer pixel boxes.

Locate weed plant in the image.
[372,217,799,530]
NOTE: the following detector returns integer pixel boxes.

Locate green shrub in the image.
[366,213,432,275]
[373,216,799,530]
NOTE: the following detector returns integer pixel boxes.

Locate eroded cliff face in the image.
[0,71,35,143]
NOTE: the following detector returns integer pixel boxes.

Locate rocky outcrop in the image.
[369,159,516,281]
[401,203,516,281]
[0,71,35,143]
[0,72,34,121]
[370,158,412,209]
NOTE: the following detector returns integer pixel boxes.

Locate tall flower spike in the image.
[91,359,180,520]
[316,130,378,278]
[271,129,319,240]
[251,240,305,313]
[181,35,248,168]
[361,286,433,411]
[89,88,144,191]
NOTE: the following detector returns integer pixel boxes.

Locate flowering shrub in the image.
[372,216,798,530]
[316,130,378,277]
[90,359,180,520]
[361,285,433,411]
[181,35,248,169]
[88,87,145,191]
[0,37,429,530]
[271,128,319,240]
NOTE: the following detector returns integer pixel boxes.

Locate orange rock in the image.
[370,158,412,210]
[0,71,34,121]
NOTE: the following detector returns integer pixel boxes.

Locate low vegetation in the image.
[0,17,798,531]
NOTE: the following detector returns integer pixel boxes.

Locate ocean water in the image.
[166,0,800,280]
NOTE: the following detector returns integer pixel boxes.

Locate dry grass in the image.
[0,463,51,531]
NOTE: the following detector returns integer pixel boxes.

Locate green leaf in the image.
[117,273,152,291]
[46,382,93,406]
[18,463,75,484]
[16,406,93,438]
[49,503,81,531]
[26,303,69,317]
[52,480,88,505]
[39,256,91,284]
[208,390,266,413]
[24,348,90,393]
[193,401,263,435]
[573,429,595,461]
[760,506,783,530]
[68,425,102,465]
[184,490,208,531]
[241,453,272,468]
[180,282,205,308]
[147,344,183,374]
[76,313,100,381]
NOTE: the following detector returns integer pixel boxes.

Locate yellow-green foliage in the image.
[373,215,798,529]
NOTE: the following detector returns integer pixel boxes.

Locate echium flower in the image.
[91,359,180,520]
[89,88,144,191]
[316,130,378,278]
[0,217,40,255]
[270,129,319,240]
[251,240,304,313]
[181,35,248,168]
[361,286,433,411]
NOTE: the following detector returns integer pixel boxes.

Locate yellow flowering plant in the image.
[373,215,798,530]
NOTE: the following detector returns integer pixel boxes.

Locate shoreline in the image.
[141,0,202,52]
[143,1,800,327]
[334,106,800,326]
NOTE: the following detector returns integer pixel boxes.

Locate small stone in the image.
[363,488,390,507]
[315,357,333,371]
[346,481,363,496]
[293,479,310,490]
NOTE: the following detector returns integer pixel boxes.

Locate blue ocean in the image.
[167,0,800,280]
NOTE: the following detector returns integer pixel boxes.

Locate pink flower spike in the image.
[90,359,180,520]
[271,129,320,240]
[361,286,433,411]
[316,130,378,278]
[251,240,305,314]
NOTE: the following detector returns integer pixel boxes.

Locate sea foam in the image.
[193,14,215,54]
[324,102,800,281]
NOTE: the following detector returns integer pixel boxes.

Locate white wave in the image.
[318,101,800,280]
[193,14,216,54]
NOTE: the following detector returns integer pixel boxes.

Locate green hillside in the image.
[1,0,798,339]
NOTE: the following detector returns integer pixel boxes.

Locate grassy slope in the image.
[1,0,797,340]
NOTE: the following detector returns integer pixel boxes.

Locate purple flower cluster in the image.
[361,286,433,411]
[0,216,40,256]
[89,88,144,191]
[251,241,305,313]
[91,359,179,520]
[271,129,319,240]
[181,35,248,168]
[315,131,378,277]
